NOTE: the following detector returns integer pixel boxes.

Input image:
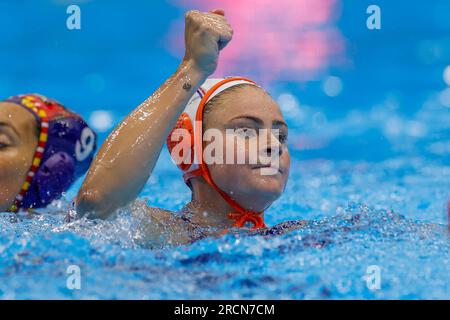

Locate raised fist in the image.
[183,9,233,76]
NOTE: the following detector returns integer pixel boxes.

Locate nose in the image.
[260,130,282,158]
[265,144,281,158]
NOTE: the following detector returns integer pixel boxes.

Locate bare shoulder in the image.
[136,205,193,247]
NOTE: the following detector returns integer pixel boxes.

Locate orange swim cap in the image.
[167,77,267,230]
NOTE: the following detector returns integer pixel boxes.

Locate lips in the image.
[251,164,284,174]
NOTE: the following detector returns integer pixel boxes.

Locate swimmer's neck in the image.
[187,179,236,229]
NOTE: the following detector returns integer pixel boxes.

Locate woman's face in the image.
[203,85,291,212]
[0,102,38,211]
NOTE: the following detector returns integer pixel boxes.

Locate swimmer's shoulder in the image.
[141,205,200,246]
[143,206,177,223]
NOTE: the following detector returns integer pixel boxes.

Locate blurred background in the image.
[0,0,448,171]
[2,1,450,300]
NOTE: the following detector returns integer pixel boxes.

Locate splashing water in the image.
[0,155,448,299]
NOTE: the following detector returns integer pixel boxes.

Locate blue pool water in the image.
[0,1,449,299]
[0,103,448,299]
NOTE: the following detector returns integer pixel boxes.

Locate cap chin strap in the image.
[182,77,267,231]
[183,168,266,231]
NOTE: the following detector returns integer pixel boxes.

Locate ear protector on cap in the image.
[167,77,267,230]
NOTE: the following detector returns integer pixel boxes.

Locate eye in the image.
[276,131,288,143]
[0,134,12,148]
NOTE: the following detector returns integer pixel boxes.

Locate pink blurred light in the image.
[166,0,346,84]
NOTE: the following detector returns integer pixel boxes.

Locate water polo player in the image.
[0,94,96,213]
[76,9,303,244]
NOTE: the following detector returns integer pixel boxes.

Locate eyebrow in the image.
[229,116,288,128]
[229,115,264,126]
[273,120,288,129]
[0,121,20,138]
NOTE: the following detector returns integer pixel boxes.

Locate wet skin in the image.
[194,85,291,213]
[0,102,37,211]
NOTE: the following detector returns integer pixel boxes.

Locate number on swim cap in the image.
[75,127,95,162]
